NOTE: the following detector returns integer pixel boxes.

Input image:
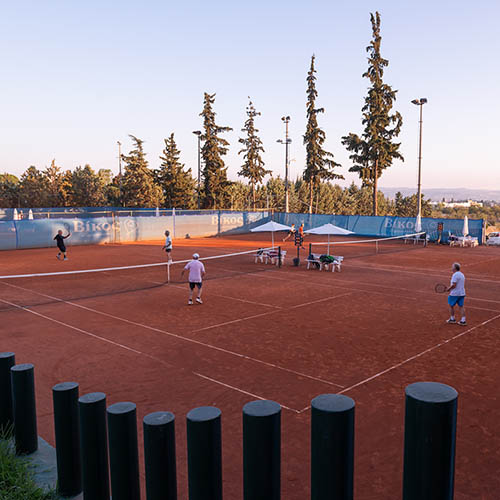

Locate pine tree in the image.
[303,55,342,214]
[121,135,164,208]
[19,166,48,207]
[0,174,19,207]
[70,165,106,206]
[341,12,403,216]
[238,98,270,209]
[156,133,196,208]
[43,160,67,206]
[200,93,233,209]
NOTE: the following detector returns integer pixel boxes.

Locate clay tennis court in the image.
[1,234,500,499]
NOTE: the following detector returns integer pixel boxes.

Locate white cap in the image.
[193,253,200,259]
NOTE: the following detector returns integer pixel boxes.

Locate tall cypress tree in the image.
[238,98,270,209]
[341,12,403,216]
[200,92,233,209]
[121,135,164,207]
[156,133,196,208]
[303,55,342,214]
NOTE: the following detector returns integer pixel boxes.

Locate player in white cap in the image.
[180,253,206,305]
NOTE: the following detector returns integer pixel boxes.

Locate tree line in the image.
[0,12,434,218]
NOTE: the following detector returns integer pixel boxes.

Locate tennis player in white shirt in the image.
[447,262,466,325]
[181,253,206,305]
[162,230,173,262]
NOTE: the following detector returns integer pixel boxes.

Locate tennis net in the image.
[308,232,427,260]
[0,246,277,312]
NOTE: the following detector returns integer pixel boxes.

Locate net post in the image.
[309,242,312,256]
[311,394,355,500]
[79,392,110,499]
[186,406,222,500]
[107,402,141,500]
[278,246,282,268]
[167,261,171,283]
[0,352,15,432]
[402,382,457,500]
[243,400,281,500]
[11,363,38,454]
[375,240,379,254]
[52,382,82,497]
[143,411,177,500]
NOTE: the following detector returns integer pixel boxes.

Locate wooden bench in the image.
[306,253,343,272]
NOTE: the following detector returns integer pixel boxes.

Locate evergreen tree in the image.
[238,98,270,209]
[200,93,233,209]
[303,55,342,214]
[43,160,67,206]
[341,12,403,216]
[19,166,48,207]
[0,174,19,207]
[227,181,251,210]
[121,135,164,208]
[156,133,196,208]
[70,165,106,206]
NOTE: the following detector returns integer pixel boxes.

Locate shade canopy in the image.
[250,221,292,233]
[250,220,292,247]
[463,215,469,236]
[415,214,422,233]
[305,223,353,235]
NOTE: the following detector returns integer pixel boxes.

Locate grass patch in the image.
[0,429,58,500]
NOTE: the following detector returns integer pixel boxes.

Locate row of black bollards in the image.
[1,351,458,500]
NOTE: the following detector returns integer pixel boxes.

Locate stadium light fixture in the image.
[192,131,202,209]
[411,98,428,220]
[277,117,292,213]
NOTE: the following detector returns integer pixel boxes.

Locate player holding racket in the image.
[54,229,71,260]
[446,262,466,325]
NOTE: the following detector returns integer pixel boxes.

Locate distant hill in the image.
[380,187,500,202]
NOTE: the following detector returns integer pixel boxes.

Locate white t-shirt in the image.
[164,236,172,249]
[449,271,465,296]
[184,260,205,283]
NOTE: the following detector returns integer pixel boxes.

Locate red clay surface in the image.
[1,233,500,499]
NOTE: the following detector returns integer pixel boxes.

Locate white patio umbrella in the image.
[415,214,422,233]
[305,223,354,254]
[250,220,292,247]
[463,215,469,236]
[28,209,34,220]
[12,208,19,220]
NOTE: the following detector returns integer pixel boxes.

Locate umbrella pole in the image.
[327,234,330,255]
[272,231,274,248]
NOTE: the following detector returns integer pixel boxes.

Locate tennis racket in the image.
[434,283,447,293]
[63,222,71,232]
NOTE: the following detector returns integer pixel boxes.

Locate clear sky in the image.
[1,0,499,191]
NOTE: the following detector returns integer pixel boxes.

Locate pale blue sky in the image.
[1,0,499,190]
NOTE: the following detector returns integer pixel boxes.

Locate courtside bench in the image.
[306,253,343,272]
[254,249,287,266]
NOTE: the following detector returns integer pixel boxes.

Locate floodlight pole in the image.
[277,116,291,213]
[193,131,202,209]
[117,141,123,207]
[411,98,427,220]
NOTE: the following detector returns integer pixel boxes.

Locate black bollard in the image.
[0,352,15,432]
[311,394,355,500]
[79,392,110,500]
[107,402,140,500]
[52,382,81,497]
[243,400,281,500]
[11,363,38,454]
[403,382,458,500]
[186,406,222,500]
[144,411,177,500]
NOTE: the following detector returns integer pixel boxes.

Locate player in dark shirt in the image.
[54,229,71,260]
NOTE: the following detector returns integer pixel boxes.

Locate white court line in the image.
[192,292,353,332]
[0,281,345,389]
[346,263,500,285]
[0,297,294,409]
[193,373,299,413]
[247,270,500,305]
[298,312,500,413]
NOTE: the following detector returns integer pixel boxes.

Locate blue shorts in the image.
[448,296,465,307]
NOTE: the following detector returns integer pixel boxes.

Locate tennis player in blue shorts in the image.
[54,229,71,260]
[162,230,173,262]
[447,262,466,325]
